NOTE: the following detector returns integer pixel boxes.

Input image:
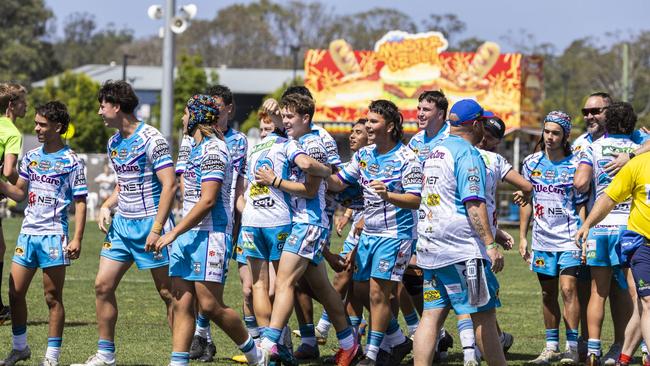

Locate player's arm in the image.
[369,179,420,209]
[573,163,593,194]
[604,139,650,174]
[504,170,533,204]
[144,166,178,252]
[255,166,320,198]
[294,154,331,178]
[0,177,28,201]
[3,153,19,184]
[98,185,119,233]
[336,208,354,236]
[518,199,533,263]
[67,197,87,260]
[466,199,503,273]
[326,174,349,192]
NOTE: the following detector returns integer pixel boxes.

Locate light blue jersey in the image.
[290,131,329,228]
[312,124,342,167]
[338,142,422,239]
[407,123,450,162]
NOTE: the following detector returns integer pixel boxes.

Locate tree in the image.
[172,53,209,131]
[330,8,417,50]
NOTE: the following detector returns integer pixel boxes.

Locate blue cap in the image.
[447,99,484,126]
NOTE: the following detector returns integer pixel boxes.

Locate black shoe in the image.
[376,349,391,366]
[437,329,454,353]
[0,305,10,326]
[199,341,216,362]
[358,356,377,365]
[189,335,207,359]
[389,338,413,366]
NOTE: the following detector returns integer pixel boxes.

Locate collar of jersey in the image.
[372,141,402,157]
[40,145,69,156]
[120,121,144,142]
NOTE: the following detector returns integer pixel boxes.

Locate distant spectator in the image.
[94,164,116,202]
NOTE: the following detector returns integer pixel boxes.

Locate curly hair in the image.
[279,93,314,122]
[605,101,637,135]
[98,80,139,113]
[368,100,403,142]
[35,101,71,134]
[205,84,233,105]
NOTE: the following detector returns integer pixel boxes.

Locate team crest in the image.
[193,262,201,273]
[277,232,289,241]
[49,248,59,260]
[102,242,112,250]
[531,170,542,178]
[14,247,24,256]
[111,150,118,158]
[534,258,545,267]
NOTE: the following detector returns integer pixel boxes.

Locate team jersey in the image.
[289,132,329,227]
[107,122,173,218]
[241,133,305,227]
[0,116,22,165]
[175,135,192,175]
[579,135,639,226]
[407,123,450,162]
[605,152,650,239]
[522,151,587,252]
[337,142,422,239]
[312,124,342,167]
[333,162,365,211]
[573,130,649,154]
[182,135,232,232]
[479,149,513,235]
[19,146,88,235]
[417,135,488,269]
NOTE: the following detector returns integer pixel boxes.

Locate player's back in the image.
[478,149,512,235]
[289,131,328,228]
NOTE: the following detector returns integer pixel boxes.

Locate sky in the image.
[46,0,649,54]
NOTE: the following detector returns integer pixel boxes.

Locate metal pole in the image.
[622,43,629,102]
[160,0,176,142]
[122,54,128,81]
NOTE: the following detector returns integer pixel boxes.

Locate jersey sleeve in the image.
[175,136,192,174]
[337,151,361,185]
[497,154,513,180]
[232,136,248,174]
[71,159,89,198]
[457,149,486,203]
[401,157,423,195]
[200,148,227,183]
[605,160,636,203]
[4,132,22,156]
[578,145,594,166]
[632,129,650,145]
[147,136,173,171]
[285,140,307,164]
[18,153,30,180]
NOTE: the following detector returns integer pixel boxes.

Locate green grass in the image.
[0,218,621,365]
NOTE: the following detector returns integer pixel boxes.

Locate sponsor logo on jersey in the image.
[423,289,441,302]
[119,148,128,159]
[39,160,52,170]
[114,164,140,173]
[111,150,118,158]
[368,163,380,175]
[468,175,480,183]
[359,160,367,169]
[252,197,275,208]
[403,166,423,185]
[29,173,61,186]
[307,147,327,163]
[377,259,390,273]
[102,242,112,249]
[49,248,59,260]
[533,183,566,195]
[15,247,24,256]
[250,183,270,197]
[277,232,289,241]
[251,139,275,154]
[151,139,170,160]
[29,160,38,167]
[193,262,201,273]
[120,182,144,192]
[534,257,545,267]
[544,170,556,179]
[426,193,441,206]
[531,170,542,178]
[201,154,226,172]
[429,151,446,159]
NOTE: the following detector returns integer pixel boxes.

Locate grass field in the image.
[0,217,622,365]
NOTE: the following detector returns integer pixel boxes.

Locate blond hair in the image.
[0,83,27,112]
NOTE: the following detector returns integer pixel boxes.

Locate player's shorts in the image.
[531,250,582,277]
[13,234,70,269]
[631,243,650,298]
[101,215,172,270]
[339,227,359,258]
[586,225,625,267]
[283,223,328,265]
[353,234,413,282]
[234,242,247,265]
[169,230,231,283]
[239,224,292,262]
[422,259,501,315]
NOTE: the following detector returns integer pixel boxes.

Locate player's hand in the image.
[324,248,345,272]
[369,180,388,200]
[262,98,282,125]
[154,231,176,252]
[495,229,514,250]
[512,190,529,207]
[66,238,81,260]
[353,217,364,237]
[336,214,350,237]
[519,237,531,264]
[603,152,630,175]
[344,246,358,272]
[487,247,504,273]
[98,207,112,233]
[145,231,161,252]
[575,225,590,250]
[255,166,277,187]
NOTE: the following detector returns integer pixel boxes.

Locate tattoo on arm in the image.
[469,209,488,243]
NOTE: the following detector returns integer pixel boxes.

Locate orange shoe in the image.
[334,344,360,366]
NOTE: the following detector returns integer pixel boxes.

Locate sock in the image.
[170,351,190,366]
[457,318,476,362]
[280,325,291,346]
[238,335,260,364]
[261,327,282,351]
[618,353,632,365]
[545,329,559,351]
[643,341,648,354]
[587,338,601,356]
[316,311,331,335]
[566,329,578,350]
[403,311,419,335]
[385,317,406,346]
[359,317,367,335]
[349,316,361,334]
[336,327,355,350]
[300,324,317,347]
[366,330,384,361]
[12,325,27,351]
[244,315,260,339]
[195,313,212,342]
[97,339,116,362]
[45,337,62,361]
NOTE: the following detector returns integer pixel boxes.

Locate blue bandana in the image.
[186,94,219,133]
[543,110,572,137]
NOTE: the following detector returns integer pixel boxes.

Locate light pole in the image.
[122,54,136,81]
[290,44,301,82]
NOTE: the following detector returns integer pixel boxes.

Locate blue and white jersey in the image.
[182,135,232,232]
[312,124,342,167]
[578,135,639,226]
[522,151,587,252]
[19,146,88,235]
[242,133,305,227]
[108,122,173,219]
[632,129,650,145]
[572,132,593,154]
[479,149,513,236]
[175,135,192,175]
[407,123,450,162]
[290,132,329,227]
[338,142,422,239]
[333,162,365,211]
[416,135,488,269]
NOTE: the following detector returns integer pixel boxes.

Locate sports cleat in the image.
[602,344,622,366]
[643,351,650,366]
[256,347,270,366]
[269,344,297,366]
[334,344,360,366]
[293,343,319,360]
[357,356,376,366]
[198,341,216,362]
[464,359,480,366]
[501,332,514,353]
[0,347,31,366]
[527,348,561,365]
[39,358,59,366]
[578,338,588,363]
[291,328,327,345]
[70,354,116,366]
[376,349,391,365]
[231,354,248,364]
[586,353,601,366]
[389,337,413,365]
[560,348,579,365]
[0,305,10,325]
[189,335,208,359]
[435,328,454,360]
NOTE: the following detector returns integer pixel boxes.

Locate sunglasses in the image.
[581,107,607,116]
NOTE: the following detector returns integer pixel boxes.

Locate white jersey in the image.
[407,123,450,163]
[241,133,305,227]
[290,132,329,227]
[312,124,342,167]
[479,149,513,236]
[572,132,594,154]
[522,151,587,252]
[107,122,173,218]
[182,135,232,232]
[338,143,422,239]
[578,135,639,226]
[19,146,88,235]
[417,135,489,269]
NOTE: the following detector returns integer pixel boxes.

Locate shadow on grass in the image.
[25,320,94,327]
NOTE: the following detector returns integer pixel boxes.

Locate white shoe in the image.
[528,348,561,365]
[39,358,59,366]
[602,343,622,366]
[70,354,116,366]
[1,347,31,366]
[257,346,270,366]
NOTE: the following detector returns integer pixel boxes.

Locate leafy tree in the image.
[172,53,209,131]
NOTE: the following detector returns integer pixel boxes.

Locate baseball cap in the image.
[483,115,506,139]
[447,99,484,126]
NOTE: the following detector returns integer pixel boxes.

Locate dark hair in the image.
[279,93,314,122]
[282,86,313,100]
[368,100,403,142]
[534,127,572,157]
[204,84,233,106]
[353,118,368,127]
[36,101,71,134]
[605,101,637,135]
[418,90,448,116]
[98,80,139,113]
[588,92,612,106]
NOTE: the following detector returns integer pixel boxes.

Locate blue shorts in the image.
[101,215,172,270]
[631,243,650,298]
[13,234,70,269]
[586,225,625,267]
[339,228,359,258]
[353,234,413,282]
[234,242,247,265]
[169,230,231,283]
[239,225,292,262]
[422,260,501,315]
[531,250,582,277]
[283,223,328,265]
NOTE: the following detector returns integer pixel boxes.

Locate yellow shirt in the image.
[605,152,650,239]
[0,116,22,161]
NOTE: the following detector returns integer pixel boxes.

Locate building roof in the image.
[32,64,305,95]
